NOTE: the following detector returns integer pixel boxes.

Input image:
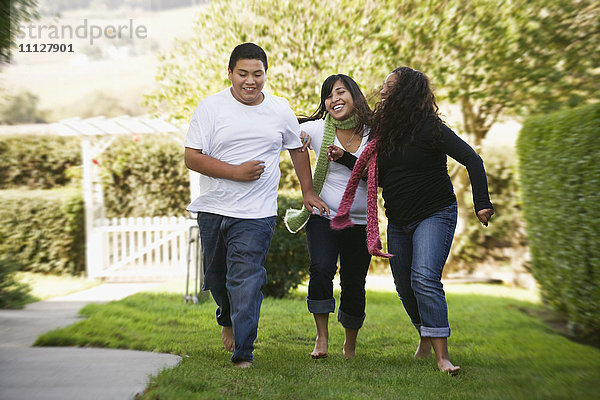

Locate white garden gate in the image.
[51,116,201,283]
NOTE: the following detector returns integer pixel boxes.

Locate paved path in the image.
[0,283,182,400]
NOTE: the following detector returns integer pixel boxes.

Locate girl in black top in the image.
[329,67,494,375]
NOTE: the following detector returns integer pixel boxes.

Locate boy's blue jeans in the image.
[197,212,276,363]
[387,202,457,338]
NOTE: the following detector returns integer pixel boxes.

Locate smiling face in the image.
[380,72,398,101]
[228,58,267,106]
[325,79,354,120]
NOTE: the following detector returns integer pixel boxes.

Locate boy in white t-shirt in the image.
[184,42,329,368]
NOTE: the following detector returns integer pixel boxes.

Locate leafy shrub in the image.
[0,91,48,124]
[0,134,81,189]
[450,147,528,272]
[517,103,600,336]
[0,189,85,275]
[264,192,310,297]
[99,134,190,217]
[0,257,33,309]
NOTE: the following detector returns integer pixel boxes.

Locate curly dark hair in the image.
[299,74,372,137]
[372,67,443,156]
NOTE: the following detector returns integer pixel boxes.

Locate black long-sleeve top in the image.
[336,119,494,226]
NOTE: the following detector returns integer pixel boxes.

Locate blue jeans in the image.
[305,215,371,330]
[197,212,276,363]
[387,203,457,338]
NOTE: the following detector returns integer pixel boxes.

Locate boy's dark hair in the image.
[228,42,268,72]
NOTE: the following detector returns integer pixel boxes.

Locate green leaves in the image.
[146,0,598,146]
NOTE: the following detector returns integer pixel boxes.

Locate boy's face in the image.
[228,59,267,106]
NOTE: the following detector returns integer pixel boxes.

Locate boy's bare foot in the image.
[222,326,234,352]
[311,336,328,359]
[234,361,252,368]
[438,359,460,376]
[414,337,432,359]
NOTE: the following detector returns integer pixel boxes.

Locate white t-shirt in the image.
[185,88,303,218]
[301,119,369,225]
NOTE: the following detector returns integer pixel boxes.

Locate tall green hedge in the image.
[0,135,81,189]
[0,188,85,275]
[517,103,600,335]
[100,135,190,218]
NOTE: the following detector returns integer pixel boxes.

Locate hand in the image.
[327,144,344,161]
[233,160,265,181]
[302,191,330,217]
[299,131,312,152]
[477,208,494,227]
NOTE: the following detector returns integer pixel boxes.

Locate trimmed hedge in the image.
[264,192,309,298]
[0,189,85,275]
[0,135,81,189]
[99,135,189,218]
[517,103,600,335]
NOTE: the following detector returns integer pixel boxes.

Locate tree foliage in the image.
[374,0,600,144]
[146,0,598,145]
[0,0,39,64]
[145,0,388,120]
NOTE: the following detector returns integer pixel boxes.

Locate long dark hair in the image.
[299,74,372,136]
[372,67,443,156]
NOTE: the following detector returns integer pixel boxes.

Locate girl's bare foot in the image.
[234,361,252,368]
[343,341,355,359]
[430,337,460,375]
[311,335,328,358]
[311,314,329,358]
[343,328,358,359]
[414,337,432,359]
[222,326,234,352]
[437,359,460,376]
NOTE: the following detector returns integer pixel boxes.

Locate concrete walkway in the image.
[0,283,182,400]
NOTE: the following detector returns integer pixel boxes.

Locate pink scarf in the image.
[330,139,393,258]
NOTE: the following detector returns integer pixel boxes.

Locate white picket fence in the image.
[88,216,198,280]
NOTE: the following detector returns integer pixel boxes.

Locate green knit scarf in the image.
[284,114,359,233]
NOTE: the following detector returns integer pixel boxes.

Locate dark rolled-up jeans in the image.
[305,214,371,330]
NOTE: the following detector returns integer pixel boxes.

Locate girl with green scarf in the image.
[285,74,372,359]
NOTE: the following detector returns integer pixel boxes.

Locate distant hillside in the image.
[40,1,210,15]
[4,4,206,122]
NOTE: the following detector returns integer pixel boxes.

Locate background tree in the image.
[145,0,386,120]
[374,0,599,147]
[0,0,39,64]
[145,0,598,270]
[370,0,599,242]
[147,0,598,131]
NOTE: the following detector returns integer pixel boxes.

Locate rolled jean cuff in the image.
[420,326,451,338]
[231,354,252,364]
[307,297,335,314]
[337,308,365,330]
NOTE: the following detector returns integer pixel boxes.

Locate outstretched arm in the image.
[288,148,330,216]
[185,147,265,181]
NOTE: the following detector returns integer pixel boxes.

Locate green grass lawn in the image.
[35,284,600,400]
